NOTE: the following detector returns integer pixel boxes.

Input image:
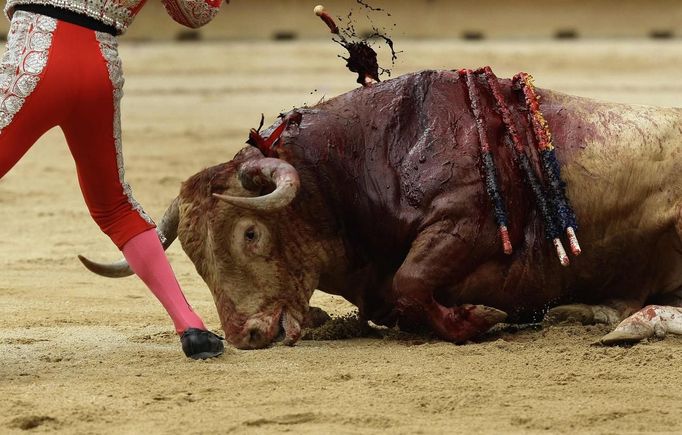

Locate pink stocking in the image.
[122,229,206,334]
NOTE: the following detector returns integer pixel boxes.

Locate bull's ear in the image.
[213,158,300,212]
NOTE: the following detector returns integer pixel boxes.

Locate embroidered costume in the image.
[1,0,224,358]
[5,0,222,34]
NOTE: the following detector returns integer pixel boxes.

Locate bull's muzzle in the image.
[231,308,301,349]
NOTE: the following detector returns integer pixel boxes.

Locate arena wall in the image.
[0,0,680,40]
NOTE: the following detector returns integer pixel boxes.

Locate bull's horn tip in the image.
[314,5,325,16]
[77,254,94,269]
[212,192,242,205]
[212,192,238,202]
[77,254,95,271]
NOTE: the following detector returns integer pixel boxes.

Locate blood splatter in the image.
[315,3,399,86]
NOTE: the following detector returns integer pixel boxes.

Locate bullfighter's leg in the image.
[544,299,641,326]
[59,29,222,359]
[392,221,507,342]
[600,305,682,344]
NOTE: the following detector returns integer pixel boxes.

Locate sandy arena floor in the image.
[1,39,682,434]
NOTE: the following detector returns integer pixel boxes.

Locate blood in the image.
[355,0,390,15]
[341,41,381,85]
[316,2,399,86]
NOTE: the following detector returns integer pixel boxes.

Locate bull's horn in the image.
[78,197,181,278]
[213,158,300,211]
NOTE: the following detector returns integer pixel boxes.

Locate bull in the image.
[80,69,682,349]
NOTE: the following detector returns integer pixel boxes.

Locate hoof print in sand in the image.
[9,416,58,431]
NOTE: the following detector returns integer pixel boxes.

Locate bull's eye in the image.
[234,221,269,256]
[244,227,257,242]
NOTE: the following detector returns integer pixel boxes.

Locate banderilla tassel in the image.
[479,67,570,263]
[460,69,513,255]
[514,72,581,256]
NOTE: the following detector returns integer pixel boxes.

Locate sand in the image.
[1,38,682,434]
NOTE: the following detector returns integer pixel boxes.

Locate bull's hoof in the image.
[181,329,225,360]
[544,304,622,326]
[600,305,682,345]
[600,330,647,345]
[469,305,508,326]
[544,304,595,325]
[600,322,654,346]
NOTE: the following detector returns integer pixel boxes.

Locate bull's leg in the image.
[544,299,641,326]
[599,209,682,344]
[392,221,507,342]
[600,305,682,344]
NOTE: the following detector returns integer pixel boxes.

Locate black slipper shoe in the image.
[181,328,225,360]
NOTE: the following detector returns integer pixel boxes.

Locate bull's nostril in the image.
[248,328,263,345]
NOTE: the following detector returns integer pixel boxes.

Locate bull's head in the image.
[79,147,338,349]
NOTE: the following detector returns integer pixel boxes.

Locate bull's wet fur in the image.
[85,69,682,348]
[227,69,680,345]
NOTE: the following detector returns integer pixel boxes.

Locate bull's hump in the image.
[310,70,448,111]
